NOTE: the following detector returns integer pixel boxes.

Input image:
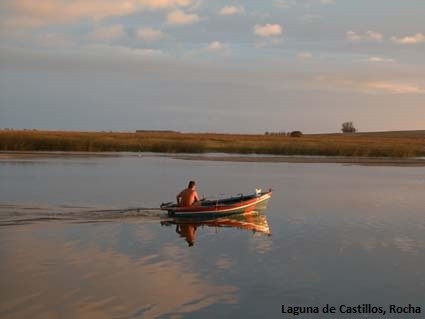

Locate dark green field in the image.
[1,130,424,157]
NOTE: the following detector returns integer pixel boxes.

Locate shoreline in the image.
[1,130,424,158]
[172,155,425,166]
[1,151,425,166]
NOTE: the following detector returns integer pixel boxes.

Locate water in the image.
[1,154,425,319]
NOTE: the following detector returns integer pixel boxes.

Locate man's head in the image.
[188,180,196,189]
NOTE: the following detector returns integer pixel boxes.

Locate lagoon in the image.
[0,153,424,318]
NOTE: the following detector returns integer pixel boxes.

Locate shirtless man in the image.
[177,181,200,207]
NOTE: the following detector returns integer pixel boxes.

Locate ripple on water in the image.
[0,203,166,227]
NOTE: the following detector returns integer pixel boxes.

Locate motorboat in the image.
[160,189,272,218]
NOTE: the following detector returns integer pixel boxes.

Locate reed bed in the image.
[1,130,424,157]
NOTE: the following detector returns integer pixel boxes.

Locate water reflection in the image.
[161,211,271,246]
[0,222,238,319]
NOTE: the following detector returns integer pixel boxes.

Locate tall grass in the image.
[1,130,424,157]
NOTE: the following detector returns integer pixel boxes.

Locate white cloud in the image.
[218,5,244,16]
[367,81,425,94]
[202,41,231,55]
[3,0,196,29]
[84,44,165,58]
[297,52,313,59]
[346,31,360,41]
[346,30,383,42]
[366,31,384,41]
[365,56,394,63]
[316,76,425,94]
[140,0,195,9]
[391,33,425,45]
[254,24,282,37]
[182,41,231,58]
[90,25,126,41]
[166,9,200,25]
[207,41,225,51]
[137,27,165,41]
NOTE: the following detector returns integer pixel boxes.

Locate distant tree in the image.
[290,131,303,137]
[341,121,357,133]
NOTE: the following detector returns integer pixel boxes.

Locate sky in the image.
[0,0,424,133]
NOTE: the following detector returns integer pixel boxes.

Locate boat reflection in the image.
[161,211,271,247]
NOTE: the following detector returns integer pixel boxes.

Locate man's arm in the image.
[194,191,200,202]
[176,191,183,205]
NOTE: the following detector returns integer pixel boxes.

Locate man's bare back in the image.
[177,181,200,207]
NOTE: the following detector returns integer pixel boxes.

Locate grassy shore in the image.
[1,130,424,157]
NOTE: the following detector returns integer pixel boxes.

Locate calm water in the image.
[1,154,424,319]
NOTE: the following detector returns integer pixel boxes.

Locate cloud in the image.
[166,9,200,25]
[89,24,126,41]
[346,30,383,42]
[316,76,425,94]
[367,81,425,94]
[137,27,165,41]
[297,52,313,59]
[204,41,232,55]
[84,44,165,58]
[206,41,225,51]
[3,0,196,29]
[218,5,244,15]
[320,0,335,4]
[253,24,282,37]
[140,0,195,9]
[364,56,394,63]
[194,41,231,56]
[391,33,425,44]
[79,44,167,61]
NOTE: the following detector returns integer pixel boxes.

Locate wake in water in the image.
[0,203,167,226]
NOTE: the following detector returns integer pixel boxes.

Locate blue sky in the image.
[0,0,424,133]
